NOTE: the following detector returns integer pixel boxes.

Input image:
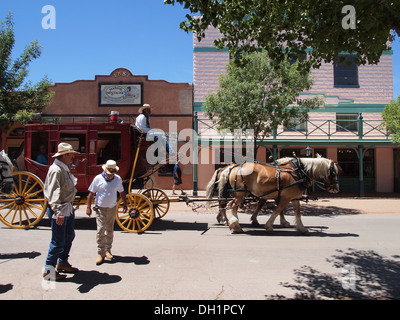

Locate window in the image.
[31,132,49,164]
[338,148,375,178]
[280,148,302,158]
[60,133,85,152]
[283,118,307,131]
[97,132,121,164]
[336,114,358,132]
[334,55,359,88]
[313,148,327,158]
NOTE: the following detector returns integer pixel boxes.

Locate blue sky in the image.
[0,0,399,99]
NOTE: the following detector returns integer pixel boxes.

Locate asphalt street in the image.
[1,195,400,301]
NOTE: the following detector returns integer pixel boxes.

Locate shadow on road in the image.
[64,270,122,294]
[0,251,42,295]
[266,248,400,300]
[241,202,363,217]
[148,219,208,232]
[0,251,41,260]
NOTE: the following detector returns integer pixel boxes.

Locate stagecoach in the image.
[0,119,173,232]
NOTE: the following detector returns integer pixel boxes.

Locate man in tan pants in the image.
[86,160,127,265]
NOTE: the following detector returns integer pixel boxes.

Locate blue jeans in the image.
[45,207,75,268]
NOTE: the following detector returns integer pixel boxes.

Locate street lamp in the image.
[305,145,312,157]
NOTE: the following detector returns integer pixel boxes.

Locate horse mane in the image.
[278,156,331,179]
[299,157,331,179]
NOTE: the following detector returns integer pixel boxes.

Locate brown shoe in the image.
[56,262,79,273]
[105,252,114,260]
[43,270,67,281]
[96,255,104,265]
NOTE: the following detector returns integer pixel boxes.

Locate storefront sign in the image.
[99,83,142,106]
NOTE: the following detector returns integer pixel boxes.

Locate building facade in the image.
[2,68,193,190]
[193,26,399,195]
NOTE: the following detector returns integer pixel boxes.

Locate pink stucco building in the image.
[193,26,398,195]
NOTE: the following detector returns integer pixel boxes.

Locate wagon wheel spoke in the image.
[142,188,170,220]
[0,172,47,229]
[115,193,154,233]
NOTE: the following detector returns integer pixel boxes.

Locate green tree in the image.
[382,95,400,144]
[0,11,53,127]
[203,51,322,156]
[165,0,399,71]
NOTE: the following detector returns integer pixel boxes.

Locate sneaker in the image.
[56,262,79,273]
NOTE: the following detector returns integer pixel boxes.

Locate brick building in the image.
[193,26,398,195]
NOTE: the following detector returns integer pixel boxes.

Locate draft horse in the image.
[206,159,299,228]
[206,157,341,233]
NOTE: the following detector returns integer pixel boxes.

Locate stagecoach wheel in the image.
[142,188,170,220]
[116,193,154,233]
[0,172,47,229]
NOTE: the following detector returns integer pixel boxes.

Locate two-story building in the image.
[192,26,398,195]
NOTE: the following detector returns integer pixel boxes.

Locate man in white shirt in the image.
[87,160,127,265]
[135,104,175,156]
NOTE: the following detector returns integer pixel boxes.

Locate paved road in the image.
[1,195,400,301]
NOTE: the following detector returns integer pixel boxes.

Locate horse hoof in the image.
[251,220,260,227]
[281,222,291,228]
[297,228,309,234]
[265,226,274,233]
[231,229,244,234]
[229,218,243,233]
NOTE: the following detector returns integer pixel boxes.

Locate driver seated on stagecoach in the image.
[135,104,176,157]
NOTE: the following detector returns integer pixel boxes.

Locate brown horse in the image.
[206,157,341,233]
[206,162,292,228]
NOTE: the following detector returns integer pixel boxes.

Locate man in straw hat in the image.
[135,103,176,156]
[43,143,80,281]
[86,160,127,265]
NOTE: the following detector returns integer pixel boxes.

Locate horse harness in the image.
[224,158,312,205]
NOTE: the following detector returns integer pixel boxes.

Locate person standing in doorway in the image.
[86,160,127,265]
[43,143,79,281]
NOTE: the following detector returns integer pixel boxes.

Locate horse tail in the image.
[217,166,232,198]
[205,168,220,199]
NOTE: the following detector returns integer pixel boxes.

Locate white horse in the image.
[0,150,14,194]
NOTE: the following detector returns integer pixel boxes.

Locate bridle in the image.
[314,161,339,192]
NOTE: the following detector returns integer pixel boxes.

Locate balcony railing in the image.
[194,112,391,143]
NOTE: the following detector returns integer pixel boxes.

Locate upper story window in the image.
[334,55,359,88]
[336,113,358,132]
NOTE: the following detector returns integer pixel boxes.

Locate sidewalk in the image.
[74,189,400,217]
